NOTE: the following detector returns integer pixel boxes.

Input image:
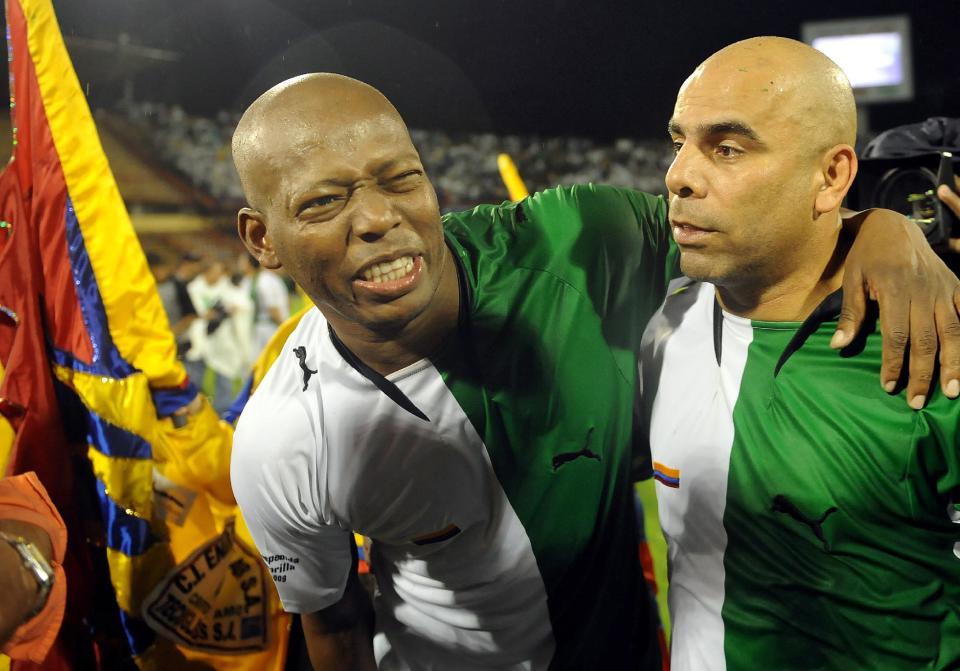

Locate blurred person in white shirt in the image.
[249,257,290,355]
[187,258,254,414]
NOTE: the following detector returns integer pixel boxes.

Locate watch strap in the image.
[0,531,54,618]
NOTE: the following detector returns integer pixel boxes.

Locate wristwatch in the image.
[0,531,54,618]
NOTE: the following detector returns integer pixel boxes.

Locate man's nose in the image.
[664,145,705,199]
[351,187,401,242]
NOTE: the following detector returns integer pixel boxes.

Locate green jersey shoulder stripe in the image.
[641,279,960,671]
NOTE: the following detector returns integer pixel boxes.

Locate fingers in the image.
[937,296,960,399]
[875,284,909,395]
[938,182,960,218]
[905,296,937,409]
[833,267,866,349]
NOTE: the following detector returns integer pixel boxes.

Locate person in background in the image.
[187,258,253,414]
[250,257,291,355]
[233,252,259,367]
[148,251,177,324]
[0,472,67,664]
[154,252,205,385]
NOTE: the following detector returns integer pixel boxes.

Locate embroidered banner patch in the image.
[142,520,269,654]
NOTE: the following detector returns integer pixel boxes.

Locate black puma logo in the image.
[771,495,838,551]
[552,428,601,471]
[293,346,317,391]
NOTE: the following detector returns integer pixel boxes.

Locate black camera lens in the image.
[868,152,957,247]
[873,166,940,237]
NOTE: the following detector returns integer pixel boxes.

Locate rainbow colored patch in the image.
[653,462,680,489]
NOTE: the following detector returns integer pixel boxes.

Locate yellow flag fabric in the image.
[497,153,530,201]
[0,0,289,667]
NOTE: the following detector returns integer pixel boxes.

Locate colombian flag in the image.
[0,0,288,668]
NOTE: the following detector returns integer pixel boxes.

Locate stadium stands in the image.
[121,102,674,211]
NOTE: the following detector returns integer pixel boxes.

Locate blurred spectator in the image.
[186,259,228,408]
[149,251,201,344]
[187,258,254,414]
[249,259,290,356]
[0,472,66,664]
[231,252,257,368]
[150,252,204,387]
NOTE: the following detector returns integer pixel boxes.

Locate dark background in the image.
[32,0,960,140]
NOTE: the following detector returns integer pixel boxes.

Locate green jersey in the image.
[640,279,960,670]
[234,185,677,669]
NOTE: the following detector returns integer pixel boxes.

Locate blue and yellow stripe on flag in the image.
[0,0,289,667]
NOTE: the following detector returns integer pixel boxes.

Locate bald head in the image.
[665,36,861,299]
[232,73,411,209]
[683,36,856,151]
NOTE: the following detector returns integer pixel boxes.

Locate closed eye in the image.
[297,194,343,215]
[384,170,423,192]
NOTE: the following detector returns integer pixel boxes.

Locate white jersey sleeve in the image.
[231,320,353,614]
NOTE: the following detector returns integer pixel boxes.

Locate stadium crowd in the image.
[122,101,674,210]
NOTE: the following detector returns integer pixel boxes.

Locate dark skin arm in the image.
[836,208,960,407]
[0,519,53,646]
[302,565,376,671]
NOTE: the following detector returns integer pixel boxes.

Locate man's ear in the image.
[237,208,281,269]
[815,144,858,216]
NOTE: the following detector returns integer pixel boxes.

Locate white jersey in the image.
[232,308,553,670]
[232,186,677,669]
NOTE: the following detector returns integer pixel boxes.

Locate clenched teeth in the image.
[361,256,415,283]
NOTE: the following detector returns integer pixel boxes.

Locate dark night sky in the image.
[43,0,960,140]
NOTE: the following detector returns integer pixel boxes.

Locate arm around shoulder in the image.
[838,207,960,406]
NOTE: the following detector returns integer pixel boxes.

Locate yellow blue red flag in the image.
[0,0,289,668]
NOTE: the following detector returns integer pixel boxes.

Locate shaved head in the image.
[665,36,860,308]
[232,73,452,349]
[684,36,856,152]
[232,73,410,210]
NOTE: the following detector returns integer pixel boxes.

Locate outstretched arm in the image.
[834,208,960,408]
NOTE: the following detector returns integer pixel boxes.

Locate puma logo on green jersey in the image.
[771,495,838,552]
